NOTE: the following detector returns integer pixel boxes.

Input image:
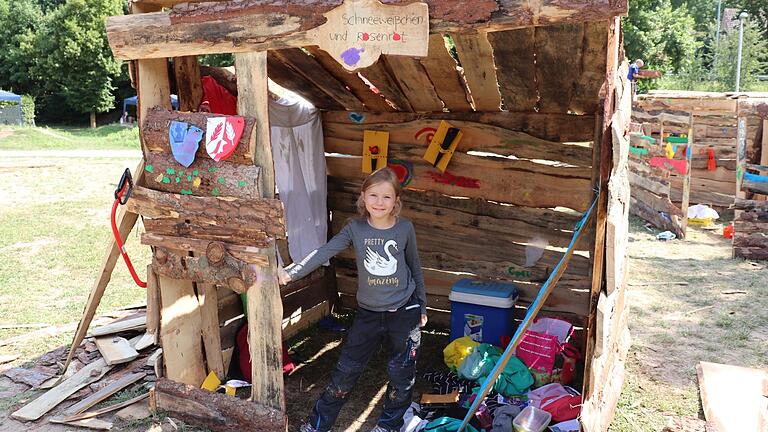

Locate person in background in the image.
[278,167,427,432]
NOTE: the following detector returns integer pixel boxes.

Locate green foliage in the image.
[712,19,768,91]
[0,0,44,95]
[624,0,701,76]
[21,95,35,125]
[199,54,235,68]
[32,0,123,116]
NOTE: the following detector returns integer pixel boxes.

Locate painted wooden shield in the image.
[169,121,204,167]
[205,116,244,162]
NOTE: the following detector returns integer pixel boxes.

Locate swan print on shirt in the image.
[364,239,398,276]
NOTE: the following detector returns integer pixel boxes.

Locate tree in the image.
[33,0,123,127]
[623,0,700,76]
[712,18,768,91]
[0,0,44,95]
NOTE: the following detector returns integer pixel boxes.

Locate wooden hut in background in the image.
[100,1,633,430]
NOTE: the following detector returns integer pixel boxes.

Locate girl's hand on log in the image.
[420,314,428,328]
[277,266,291,285]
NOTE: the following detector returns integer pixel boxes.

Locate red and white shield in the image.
[205,116,244,162]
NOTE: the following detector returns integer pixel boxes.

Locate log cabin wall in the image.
[305,21,614,354]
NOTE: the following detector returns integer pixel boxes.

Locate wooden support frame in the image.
[235,50,285,412]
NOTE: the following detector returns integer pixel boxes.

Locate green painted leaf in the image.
[145,165,154,173]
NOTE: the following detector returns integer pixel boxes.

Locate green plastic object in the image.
[637,134,656,144]
[665,136,688,144]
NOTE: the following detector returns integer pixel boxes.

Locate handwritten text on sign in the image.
[314,0,429,71]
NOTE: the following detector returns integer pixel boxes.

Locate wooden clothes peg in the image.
[423,120,463,172]
[362,130,389,173]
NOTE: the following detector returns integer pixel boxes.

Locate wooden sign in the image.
[312,0,429,71]
[362,130,389,173]
[423,120,463,172]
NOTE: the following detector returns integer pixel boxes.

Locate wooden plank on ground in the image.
[11,359,113,421]
[384,55,444,112]
[235,50,284,412]
[698,361,768,432]
[59,393,149,423]
[198,283,225,379]
[90,316,147,337]
[62,372,146,417]
[94,337,139,366]
[304,46,394,112]
[158,274,206,387]
[420,34,472,112]
[488,28,536,112]
[452,32,501,111]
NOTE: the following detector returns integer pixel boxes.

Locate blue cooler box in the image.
[449,279,518,346]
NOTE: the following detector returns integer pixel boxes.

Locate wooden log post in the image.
[235,50,285,413]
[173,56,203,111]
[679,113,694,236]
[153,378,285,431]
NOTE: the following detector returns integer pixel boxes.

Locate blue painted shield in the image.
[169,121,203,167]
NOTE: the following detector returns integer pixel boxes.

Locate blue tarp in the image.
[123,95,178,115]
[0,90,21,103]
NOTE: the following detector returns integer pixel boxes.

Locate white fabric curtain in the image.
[268,95,328,263]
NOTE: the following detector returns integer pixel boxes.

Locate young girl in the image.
[278,167,427,432]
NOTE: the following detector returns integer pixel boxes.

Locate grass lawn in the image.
[0,124,141,151]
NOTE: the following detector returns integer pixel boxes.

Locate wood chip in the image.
[721,290,747,295]
[115,398,151,421]
[0,354,19,364]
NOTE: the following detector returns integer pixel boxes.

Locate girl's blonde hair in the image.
[356,167,402,218]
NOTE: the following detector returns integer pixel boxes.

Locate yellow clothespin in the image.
[362,130,389,173]
[423,120,462,172]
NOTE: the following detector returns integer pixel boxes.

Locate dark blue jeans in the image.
[307,305,421,431]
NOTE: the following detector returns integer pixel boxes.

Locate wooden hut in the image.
[632,91,768,256]
[102,1,633,430]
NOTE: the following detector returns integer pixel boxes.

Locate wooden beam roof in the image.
[108,0,627,60]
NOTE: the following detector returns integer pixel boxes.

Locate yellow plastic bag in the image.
[443,336,480,371]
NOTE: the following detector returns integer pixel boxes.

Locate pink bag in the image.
[516,318,579,386]
[528,383,582,423]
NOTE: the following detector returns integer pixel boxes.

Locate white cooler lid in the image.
[449,291,516,308]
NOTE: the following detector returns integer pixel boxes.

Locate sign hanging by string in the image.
[311,0,429,71]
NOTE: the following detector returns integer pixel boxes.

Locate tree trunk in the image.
[90,111,96,129]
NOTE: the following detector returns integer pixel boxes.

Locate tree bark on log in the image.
[125,186,285,241]
[152,247,258,293]
[733,198,768,211]
[145,152,261,199]
[142,107,256,165]
[142,233,269,265]
[107,0,629,60]
[152,378,285,432]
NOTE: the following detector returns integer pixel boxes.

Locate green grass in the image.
[0,124,141,150]
[0,155,149,361]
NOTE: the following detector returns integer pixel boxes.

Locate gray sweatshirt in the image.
[286,218,427,314]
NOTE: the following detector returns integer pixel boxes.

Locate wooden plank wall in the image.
[322,108,598,342]
[581,52,633,432]
[633,95,742,208]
